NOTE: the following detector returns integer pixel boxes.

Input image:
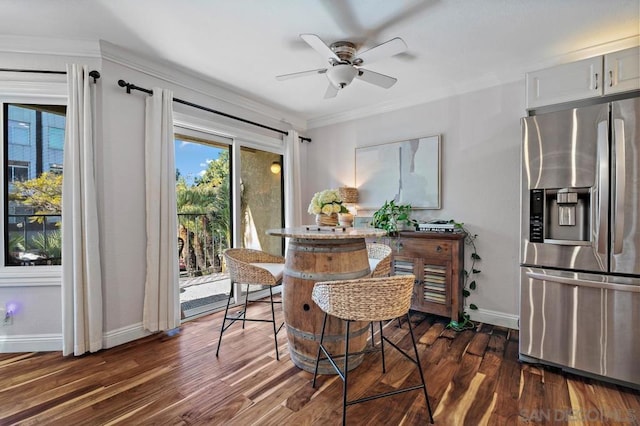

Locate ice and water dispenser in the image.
[529,188,590,243]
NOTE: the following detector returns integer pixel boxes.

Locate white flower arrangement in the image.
[307,188,349,216]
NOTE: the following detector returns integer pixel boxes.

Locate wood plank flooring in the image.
[1,302,639,425]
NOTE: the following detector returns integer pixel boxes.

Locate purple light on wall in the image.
[6,302,19,315]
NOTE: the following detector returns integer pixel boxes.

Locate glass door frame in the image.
[231,141,285,304]
[173,115,286,320]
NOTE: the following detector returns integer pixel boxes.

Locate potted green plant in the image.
[371,200,417,236]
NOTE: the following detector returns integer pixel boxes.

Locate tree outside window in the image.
[4,104,65,266]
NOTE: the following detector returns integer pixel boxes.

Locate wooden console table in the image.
[392,231,465,322]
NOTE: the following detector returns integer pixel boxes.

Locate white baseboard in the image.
[103,323,152,349]
[469,308,519,330]
[0,333,62,352]
[0,324,152,353]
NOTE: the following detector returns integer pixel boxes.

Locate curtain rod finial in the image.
[89,70,100,84]
[118,79,131,93]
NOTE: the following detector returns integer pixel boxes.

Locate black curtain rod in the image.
[117,79,311,143]
[0,68,101,83]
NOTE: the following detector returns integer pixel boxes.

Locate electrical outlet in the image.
[1,307,12,326]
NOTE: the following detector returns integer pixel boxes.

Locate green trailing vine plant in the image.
[447,220,481,332]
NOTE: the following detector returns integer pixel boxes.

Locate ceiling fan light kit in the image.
[276,33,407,98]
[327,64,358,89]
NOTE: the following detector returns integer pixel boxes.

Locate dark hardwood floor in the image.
[1,302,639,425]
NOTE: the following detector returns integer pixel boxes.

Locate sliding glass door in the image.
[174,130,285,319]
[174,133,231,318]
[239,147,283,256]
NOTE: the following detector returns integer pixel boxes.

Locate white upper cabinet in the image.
[604,46,640,95]
[526,46,640,109]
[526,56,603,108]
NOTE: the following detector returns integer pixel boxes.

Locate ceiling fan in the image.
[276,34,407,98]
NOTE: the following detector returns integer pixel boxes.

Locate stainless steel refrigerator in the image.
[520,97,640,388]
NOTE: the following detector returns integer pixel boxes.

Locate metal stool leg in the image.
[242,283,250,329]
[379,321,386,373]
[370,322,376,346]
[406,313,434,424]
[215,281,235,357]
[342,320,351,426]
[269,286,280,361]
[312,312,329,388]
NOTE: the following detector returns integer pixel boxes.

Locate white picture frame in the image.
[355,135,441,209]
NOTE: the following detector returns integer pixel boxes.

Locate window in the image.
[7,161,29,184]
[48,127,64,150]
[8,119,30,146]
[3,103,66,266]
[175,133,232,318]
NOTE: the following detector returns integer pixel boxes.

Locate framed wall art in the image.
[355,135,441,209]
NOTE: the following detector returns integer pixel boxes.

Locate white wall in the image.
[303,81,525,328]
[0,38,525,352]
[0,39,298,352]
[0,45,102,351]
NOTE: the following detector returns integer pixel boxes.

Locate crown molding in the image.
[523,35,640,74]
[99,40,307,132]
[0,35,100,58]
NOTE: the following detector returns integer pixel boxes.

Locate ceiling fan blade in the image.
[276,68,327,81]
[324,84,339,99]
[356,37,407,65]
[300,34,340,62]
[355,68,397,89]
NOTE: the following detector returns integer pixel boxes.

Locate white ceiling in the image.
[1,0,639,127]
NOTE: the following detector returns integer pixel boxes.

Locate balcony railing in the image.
[6,213,61,266]
[5,212,229,270]
[178,212,228,277]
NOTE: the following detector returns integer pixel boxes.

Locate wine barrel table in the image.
[266,226,386,374]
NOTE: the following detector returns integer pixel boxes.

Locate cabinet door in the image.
[395,238,455,318]
[526,56,603,109]
[604,46,640,95]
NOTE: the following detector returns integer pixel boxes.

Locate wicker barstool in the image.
[366,242,392,278]
[216,248,285,360]
[366,242,402,335]
[311,275,434,425]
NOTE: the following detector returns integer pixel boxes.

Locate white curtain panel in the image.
[62,64,103,356]
[143,88,180,332]
[284,130,303,228]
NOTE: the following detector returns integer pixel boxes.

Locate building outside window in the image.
[7,161,29,183]
[3,103,66,266]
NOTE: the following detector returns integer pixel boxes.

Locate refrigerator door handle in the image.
[596,120,609,256]
[526,271,640,293]
[613,118,625,255]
